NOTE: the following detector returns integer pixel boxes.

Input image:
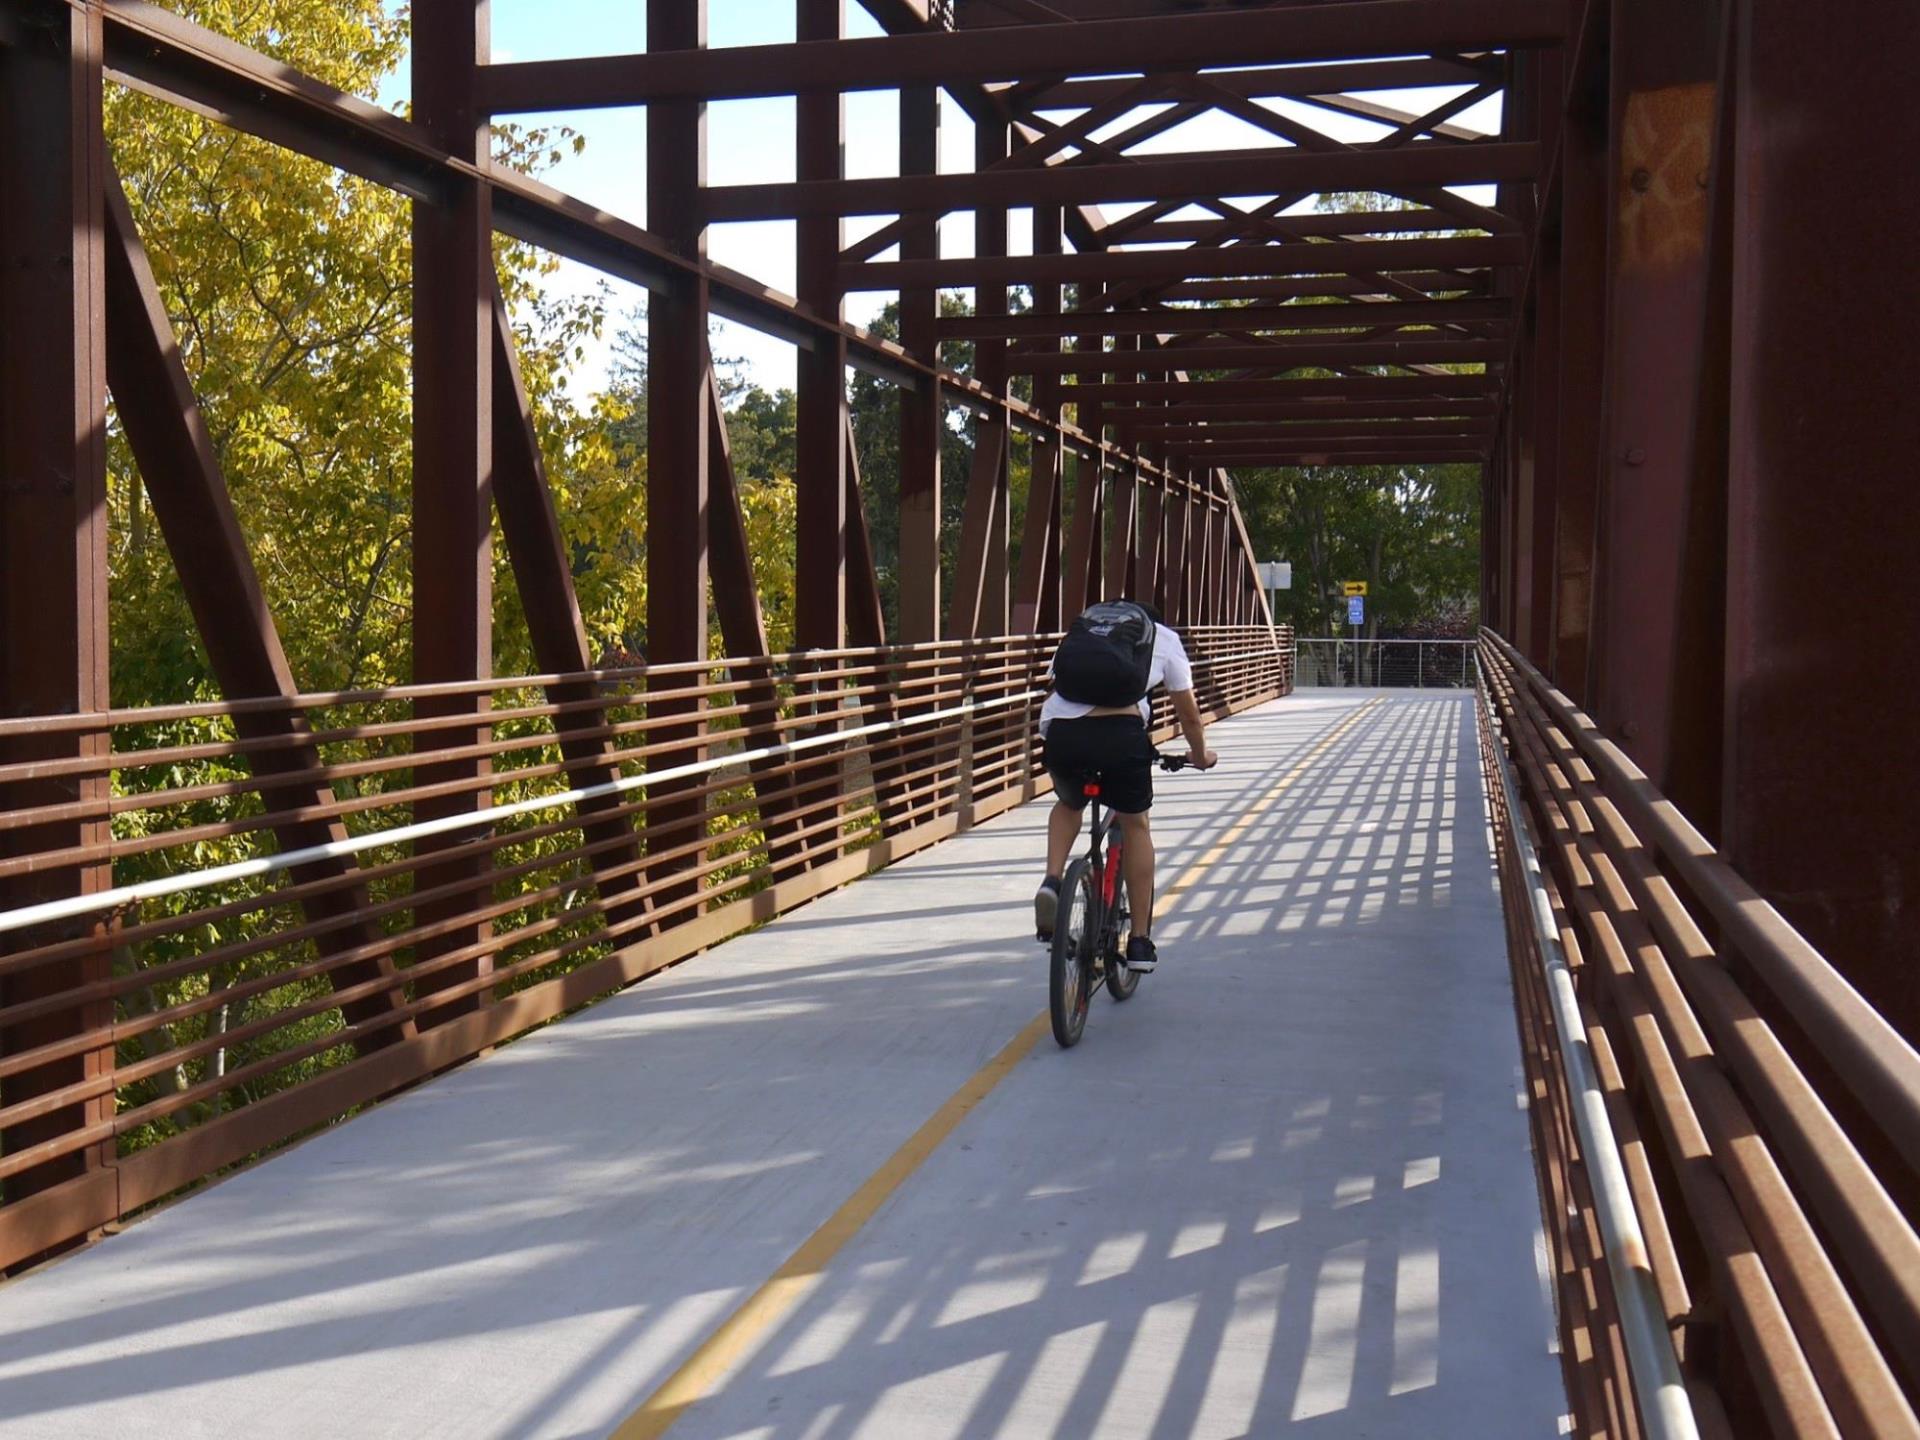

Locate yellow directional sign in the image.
[1342,581,1368,597]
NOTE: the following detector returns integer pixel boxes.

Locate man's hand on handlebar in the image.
[1159,748,1220,772]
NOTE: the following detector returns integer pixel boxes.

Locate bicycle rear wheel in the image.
[1049,858,1097,1048]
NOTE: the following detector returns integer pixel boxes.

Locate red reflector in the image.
[1084,783,1101,797]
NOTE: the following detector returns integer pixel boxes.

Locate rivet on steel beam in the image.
[1630,167,1652,193]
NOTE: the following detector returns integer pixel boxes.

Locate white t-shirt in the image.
[1039,625,1194,736]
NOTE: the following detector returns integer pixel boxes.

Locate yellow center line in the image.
[611,694,1386,1440]
[612,1013,1050,1440]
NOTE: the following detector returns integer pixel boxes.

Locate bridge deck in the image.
[0,692,1564,1439]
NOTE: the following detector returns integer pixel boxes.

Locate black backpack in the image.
[1052,601,1157,707]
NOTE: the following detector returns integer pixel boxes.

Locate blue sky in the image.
[385,3,1504,394]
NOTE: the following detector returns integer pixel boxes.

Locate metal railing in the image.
[1478,628,1920,1439]
[1293,637,1476,688]
[0,625,1291,1268]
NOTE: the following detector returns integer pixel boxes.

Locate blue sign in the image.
[1347,595,1366,627]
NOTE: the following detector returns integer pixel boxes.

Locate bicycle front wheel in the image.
[1049,858,1097,1048]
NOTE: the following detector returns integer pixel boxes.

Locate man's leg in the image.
[1117,809,1155,938]
[1036,800,1084,939]
[1046,802,1082,879]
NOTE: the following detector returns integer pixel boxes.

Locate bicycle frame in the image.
[1081,786,1124,954]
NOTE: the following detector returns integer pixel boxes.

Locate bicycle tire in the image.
[1050,858,1097,1048]
[1106,898,1141,1002]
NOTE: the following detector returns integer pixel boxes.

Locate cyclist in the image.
[1033,600,1217,972]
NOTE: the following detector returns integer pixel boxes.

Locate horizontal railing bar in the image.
[0,687,1045,937]
[1479,666,1700,1440]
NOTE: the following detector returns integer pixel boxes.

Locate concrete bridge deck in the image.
[0,692,1565,1439]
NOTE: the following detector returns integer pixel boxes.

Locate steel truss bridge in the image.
[0,3,1915,1438]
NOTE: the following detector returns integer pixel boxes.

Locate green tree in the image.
[1236,463,1480,637]
[106,0,608,699]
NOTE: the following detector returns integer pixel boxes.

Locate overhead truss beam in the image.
[483,1,1562,108]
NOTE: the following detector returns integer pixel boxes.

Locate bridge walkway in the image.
[0,691,1565,1439]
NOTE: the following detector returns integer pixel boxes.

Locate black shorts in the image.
[1042,715,1156,814]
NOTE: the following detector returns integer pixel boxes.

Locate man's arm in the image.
[1171,689,1218,769]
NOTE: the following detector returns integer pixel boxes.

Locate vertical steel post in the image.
[1586,0,1717,774]
[411,0,495,1022]
[1013,200,1063,635]
[796,0,848,654]
[895,80,941,644]
[1720,0,1920,1043]
[1526,44,1565,668]
[1060,450,1103,620]
[645,0,711,916]
[1135,483,1163,606]
[974,109,1010,635]
[0,0,113,1220]
[1104,462,1135,601]
[1554,41,1606,700]
[794,0,851,866]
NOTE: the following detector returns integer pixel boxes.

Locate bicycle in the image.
[1049,751,1190,1049]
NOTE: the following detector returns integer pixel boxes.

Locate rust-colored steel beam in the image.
[0,1,113,1222]
[1075,375,1501,404]
[105,169,416,1053]
[1135,484,1164,608]
[1156,273,1496,303]
[644,0,712,918]
[1012,437,1062,635]
[490,287,654,940]
[1099,398,1500,424]
[1104,464,1137,602]
[1061,455,1104,619]
[1209,450,1485,468]
[1156,421,1494,443]
[1583,0,1718,798]
[1128,404,1495,427]
[895,79,942,644]
[796,0,849,656]
[940,297,1511,342]
[947,422,1008,640]
[705,369,807,870]
[88,0,1367,499]
[484,1,1561,107]
[1108,209,1472,246]
[1017,55,1495,111]
[409,0,495,1023]
[85,5,928,400]
[713,147,1539,223]
[1181,436,1488,455]
[972,112,1012,640]
[1012,199,1065,636]
[1013,338,1506,375]
[1717,0,1920,1052]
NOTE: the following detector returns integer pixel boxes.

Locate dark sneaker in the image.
[1034,878,1061,942]
[1125,935,1158,973]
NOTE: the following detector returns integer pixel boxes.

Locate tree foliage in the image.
[1235,463,1480,637]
